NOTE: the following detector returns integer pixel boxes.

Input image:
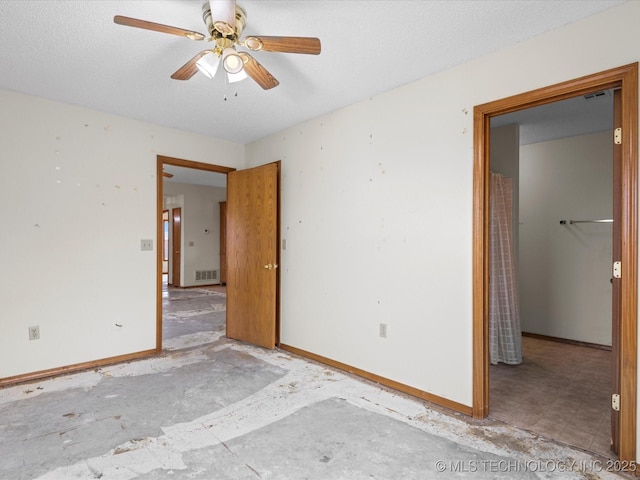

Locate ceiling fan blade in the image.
[114,15,206,41]
[171,51,210,80]
[238,53,279,90]
[244,36,321,55]
[209,0,237,35]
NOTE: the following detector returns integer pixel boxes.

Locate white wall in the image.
[163,182,226,287]
[490,123,520,278]
[519,131,612,345]
[0,90,244,378]
[246,1,640,412]
[3,0,640,459]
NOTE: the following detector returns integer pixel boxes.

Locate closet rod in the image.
[559,219,613,225]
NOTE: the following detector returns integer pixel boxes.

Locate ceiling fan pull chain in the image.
[223,91,238,101]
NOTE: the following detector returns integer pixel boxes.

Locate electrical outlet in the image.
[28,325,40,341]
[379,323,387,338]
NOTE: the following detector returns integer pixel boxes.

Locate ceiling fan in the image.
[114,0,321,90]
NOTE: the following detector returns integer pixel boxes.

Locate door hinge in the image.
[614,127,622,145]
[613,261,621,279]
[612,393,620,411]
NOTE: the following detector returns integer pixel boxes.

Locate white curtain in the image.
[489,172,522,365]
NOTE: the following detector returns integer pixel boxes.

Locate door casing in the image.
[612,88,622,454]
[156,156,236,350]
[472,63,638,461]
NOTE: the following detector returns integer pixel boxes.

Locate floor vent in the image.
[195,269,218,281]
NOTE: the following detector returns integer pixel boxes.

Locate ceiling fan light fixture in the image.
[244,36,263,51]
[222,47,243,74]
[213,21,234,36]
[227,68,248,83]
[210,0,236,35]
[115,2,321,90]
[195,52,220,79]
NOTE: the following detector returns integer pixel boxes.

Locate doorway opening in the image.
[156,155,235,351]
[473,64,638,462]
[488,91,615,456]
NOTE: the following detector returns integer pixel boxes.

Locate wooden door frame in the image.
[171,207,182,287]
[156,155,236,351]
[472,64,638,462]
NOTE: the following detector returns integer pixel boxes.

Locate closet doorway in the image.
[472,64,638,463]
[489,91,615,456]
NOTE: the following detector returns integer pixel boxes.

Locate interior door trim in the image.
[472,63,638,462]
[156,155,236,352]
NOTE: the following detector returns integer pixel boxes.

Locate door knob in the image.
[264,264,279,270]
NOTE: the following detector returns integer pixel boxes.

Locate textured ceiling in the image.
[0,1,625,145]
[164,163,227,188]
[492,89,614,145]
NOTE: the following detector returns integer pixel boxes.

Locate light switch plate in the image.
[141,239,153,251]
[379,323,387,338]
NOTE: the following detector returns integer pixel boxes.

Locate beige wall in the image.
[490,123,520,278]
[2,0,640,461]
[246,1,639,422]
[163,182,226,287]
[0,90,244,378]
[519,131,612,345]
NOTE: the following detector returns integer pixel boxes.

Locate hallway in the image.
[162,280,226,350]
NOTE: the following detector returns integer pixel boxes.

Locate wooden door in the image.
[611,88,622,454]
[171,208,182,287]
[226,163,279,349]
[219,201,227,285]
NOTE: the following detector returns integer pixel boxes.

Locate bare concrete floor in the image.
[0,287,631,479]
[161,284,226,350]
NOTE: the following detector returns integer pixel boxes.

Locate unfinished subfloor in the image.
[0,286,631,479]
